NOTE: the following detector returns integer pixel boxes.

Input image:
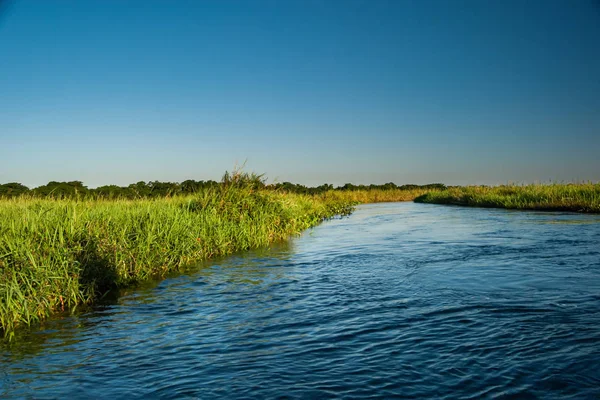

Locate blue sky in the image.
[1,0,599,187]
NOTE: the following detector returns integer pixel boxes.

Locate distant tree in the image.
[398,184,418,190]
[338,183,358,191]
[1,175,447,200]
[32,181,89,198]
[92,185,129,199]
[181,180,202,194]
[0,182,30,197]
[424,183,446,190]
[314,183,333,193]
[127,181,151,198]
[380,182,398,190]
[148,181,179,197]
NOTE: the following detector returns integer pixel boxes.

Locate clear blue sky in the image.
[1,0,599,187]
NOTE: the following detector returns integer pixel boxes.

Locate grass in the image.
[318,188,437,204]
[8,178,597,340]
[0,170,449,340]
[0,180,358,340]
[415,183,600,213]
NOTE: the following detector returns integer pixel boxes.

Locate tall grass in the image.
[415,183,600,213]
[319,188,438,204]
[0,165,442,340]
[0,182,354,339]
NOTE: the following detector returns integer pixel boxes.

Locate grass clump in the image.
[414,183,600,213]
[0,175,354,339]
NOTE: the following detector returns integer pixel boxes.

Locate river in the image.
[2,203,600,399]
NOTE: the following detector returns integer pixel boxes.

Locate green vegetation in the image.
[0,168,442,340]
[0,172,358,339]
[0,179,445,199]
[415,183,600,213]
[272,182,446,196]
[3,173,598,340]
[320,187,439,204]
[3,179,221,199]
[12,172,598,340]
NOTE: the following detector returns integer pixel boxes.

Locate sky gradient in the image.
[1,0,599,187]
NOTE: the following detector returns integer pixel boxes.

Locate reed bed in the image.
[0,185,354,339]
[415,183,600,213]
[319,188,436,204]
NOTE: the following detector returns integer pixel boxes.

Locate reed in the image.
[319,188,437,204]
[414,183,600,213]
[0,184,354,339]
[0,163,443,340]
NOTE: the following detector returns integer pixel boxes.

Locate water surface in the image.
[2,203,600,399]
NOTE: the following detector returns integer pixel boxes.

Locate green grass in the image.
[12,179,592,339]
[318,187,439,204]
[0,166,445,341]
[0,182,356,339]
[414,183,600,213]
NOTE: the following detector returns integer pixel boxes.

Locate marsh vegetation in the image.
[3,171,599,340]
[0,171,439,339]
[415,183,600,213]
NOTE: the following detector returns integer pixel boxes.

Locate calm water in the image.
[2,203,600,399]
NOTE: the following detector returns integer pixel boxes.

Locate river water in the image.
[2,203,600,399]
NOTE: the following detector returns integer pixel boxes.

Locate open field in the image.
[415,183,600,213]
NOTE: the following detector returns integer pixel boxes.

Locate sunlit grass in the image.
[0,183,354,339]
[414,183,600,213]
[319,188,437,204]
[0,165,444,340]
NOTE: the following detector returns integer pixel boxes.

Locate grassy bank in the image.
[319,188,437,204]
[415,183,600,213]
[0,183,356,339]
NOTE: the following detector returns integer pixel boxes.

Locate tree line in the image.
[0,179,446,199]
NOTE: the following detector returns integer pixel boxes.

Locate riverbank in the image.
[0,180,438,339]
[415,183,600,213]
[0,185,352,339]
